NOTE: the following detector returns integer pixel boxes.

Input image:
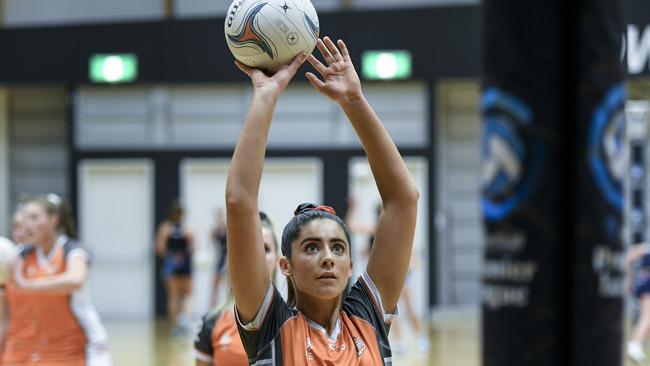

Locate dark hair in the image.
[281,203,351,307]
[166,200,183,222]
[30,194,77,239]
[214,211,278,314]
[259,211,278,252]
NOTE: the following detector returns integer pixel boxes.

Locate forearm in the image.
[340,96,418,204]
[226,92,279,321]
[226,92,278,208]
[16,273,84,294]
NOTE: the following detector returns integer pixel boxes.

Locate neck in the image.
[295,291,342,335]
[38,233,59,256]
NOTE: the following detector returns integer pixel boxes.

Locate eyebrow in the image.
[299,237,347,247]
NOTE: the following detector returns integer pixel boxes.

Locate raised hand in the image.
[236,53,308,99]
[305,37,362,105]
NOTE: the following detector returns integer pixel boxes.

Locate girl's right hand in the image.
[236,53,308,99]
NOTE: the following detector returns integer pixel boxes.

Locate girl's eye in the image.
[333,244,345,254]
[306,244,318,253]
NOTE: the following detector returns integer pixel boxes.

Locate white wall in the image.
[352,0,477,8]
[75,83,428,150]
[175,0,341,18]
[4,0,163,27]
[79,160,155,319]
[0,89,7,237]
[435,80,482,305]
[2,0,475,27]
[348,157,429,324]
[181,158,323,316]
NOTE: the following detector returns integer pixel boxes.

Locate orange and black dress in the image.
[235,272,396,365]
[1,236,111,366]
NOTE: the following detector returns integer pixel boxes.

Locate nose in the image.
[320,248,334,268]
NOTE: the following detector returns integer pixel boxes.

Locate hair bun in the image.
[293,203,336,216]
[294,203,317,216]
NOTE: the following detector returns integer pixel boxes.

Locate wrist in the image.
[253,88,281,105]
[338,92,366,110]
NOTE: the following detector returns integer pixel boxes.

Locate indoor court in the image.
[0,0,648,365]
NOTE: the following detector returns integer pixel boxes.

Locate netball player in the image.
[626,242,650,363]
[2,194,111,366]
[0,207,25,349]
[11,207,28,246]
[210,207,228,307]
[155,201,195,337]
[195,212,278,366]
[226,37,418,364]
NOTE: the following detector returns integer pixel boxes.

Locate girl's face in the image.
[22,202,58,246]
[281,218,352,302]
[11,212,28,244]
[262,227,278,278]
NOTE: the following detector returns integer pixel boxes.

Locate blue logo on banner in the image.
[588,85,626,211]
[481,88,545,221]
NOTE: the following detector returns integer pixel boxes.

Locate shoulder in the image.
[158,221,172,233]
[62,239,91,262]
[18,244,36,258]
[343,272,397,325]
[195,307,229,360]
[203,307,225,326]
[184,227,195,238]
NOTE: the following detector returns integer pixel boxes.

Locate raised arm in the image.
[306,37,419,313]
[226,54,307,323]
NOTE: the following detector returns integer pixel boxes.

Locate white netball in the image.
[0,237,18,285]
[225,0,319,72]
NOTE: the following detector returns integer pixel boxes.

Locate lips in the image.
[318,272,337,280]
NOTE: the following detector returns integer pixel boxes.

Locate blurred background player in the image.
[195,211,278,366]
[156,200,195,338]
[626,242,650,363]
[346,196,428,354]
[11,206,27,247]
[210,207,228,307]
[1,194,111,366]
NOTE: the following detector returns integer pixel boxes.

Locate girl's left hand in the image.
[305,37,362,105]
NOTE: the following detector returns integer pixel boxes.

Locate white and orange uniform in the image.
[236,272,396,365]
[1,236,111,366]
[195,306,248,366]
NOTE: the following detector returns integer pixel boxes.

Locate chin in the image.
[310,284,346,300]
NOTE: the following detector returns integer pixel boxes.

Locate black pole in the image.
[481,0,625,365]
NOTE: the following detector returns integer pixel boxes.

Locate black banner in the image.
[481,0,625,365]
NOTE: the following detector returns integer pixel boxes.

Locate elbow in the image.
[402,186,419,207]
[225,191,255,216]
[69,278,85,291]
[411,187,420,203]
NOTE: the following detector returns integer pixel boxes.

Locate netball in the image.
[0,237,17,285]
[224,0,319,72]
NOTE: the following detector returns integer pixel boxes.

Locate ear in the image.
[49,214,60,231]
[347,260,354,279]
[279,256,292,277]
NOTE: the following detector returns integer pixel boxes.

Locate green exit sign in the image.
[362,50,412,80]
[89,54,138,83]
